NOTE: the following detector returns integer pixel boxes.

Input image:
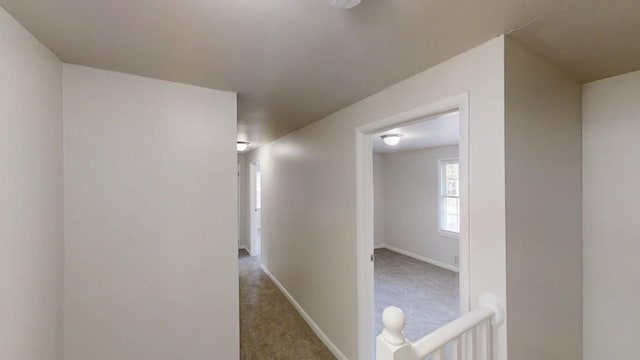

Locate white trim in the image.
[374,244,386,250]
[356,93,471,360]
[355,122,375,360]
[260,264,349,360]
[378,245,460,273]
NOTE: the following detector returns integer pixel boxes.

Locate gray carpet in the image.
[239,250,335,360]
[375,248,459,342]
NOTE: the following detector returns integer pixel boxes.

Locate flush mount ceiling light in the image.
[381,134,403,146]
[330,0,361,9]
[237,141,250,152]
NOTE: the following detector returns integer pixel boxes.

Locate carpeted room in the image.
[371,112,462,342]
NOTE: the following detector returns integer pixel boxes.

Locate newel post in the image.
[376,307,415,360]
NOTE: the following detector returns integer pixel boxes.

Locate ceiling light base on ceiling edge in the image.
[330,0,362,9]
[237,141,250,152]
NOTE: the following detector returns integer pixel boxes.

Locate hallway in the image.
[239,250,335,360]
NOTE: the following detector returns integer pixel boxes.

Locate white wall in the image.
[63,65,238,360]
[375,146,460,268]
[373,154,386,247]
[504,38,583,360]
[582,69,640,360]
[244,37,507,360]
[0,7,63,360]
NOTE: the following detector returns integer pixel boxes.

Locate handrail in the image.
[376,292,504,360]
[413,307,493,356]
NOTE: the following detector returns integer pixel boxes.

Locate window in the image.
[439,159,460,236]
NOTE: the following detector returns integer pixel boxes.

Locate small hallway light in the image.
[237,141,250,152]
[381,134,402,146]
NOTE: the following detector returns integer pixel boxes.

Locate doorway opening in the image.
[356,94,470,359]
[372,112,461,343]
[250,161,262,257]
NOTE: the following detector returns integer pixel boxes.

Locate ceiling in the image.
[373,112,458,154]
[508,0,640,82]
[2,0,639,147]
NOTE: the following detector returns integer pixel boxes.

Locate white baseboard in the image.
[238,245,248,251]
[378,245,459,273]
[373,244,386,250]
[260,264,348,360]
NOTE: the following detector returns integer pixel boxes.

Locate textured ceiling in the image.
[2,0,637,147]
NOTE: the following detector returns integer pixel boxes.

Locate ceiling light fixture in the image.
[330,0,361,9]
[237,141,250,152]
[381,134,402,146]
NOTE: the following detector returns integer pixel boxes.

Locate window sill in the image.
[439,230,460,239]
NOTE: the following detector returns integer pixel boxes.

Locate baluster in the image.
[477,321,485,360]
[471,325,479,360]
[432,347,445,360]
[464,329,473,360]
[486,320,492,359]
[486,319,493,359]
[477,321,487,360]
[451,337,461,360]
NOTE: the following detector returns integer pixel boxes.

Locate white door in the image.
[250,162,261,257]
[237,162,241,249]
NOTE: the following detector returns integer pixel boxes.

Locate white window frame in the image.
[438,158,460,239]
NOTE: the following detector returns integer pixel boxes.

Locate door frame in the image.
[238,161,242,249]
[355,93,470,360]
[249,160,261,257]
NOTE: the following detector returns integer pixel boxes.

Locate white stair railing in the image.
[377,292,505,360]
